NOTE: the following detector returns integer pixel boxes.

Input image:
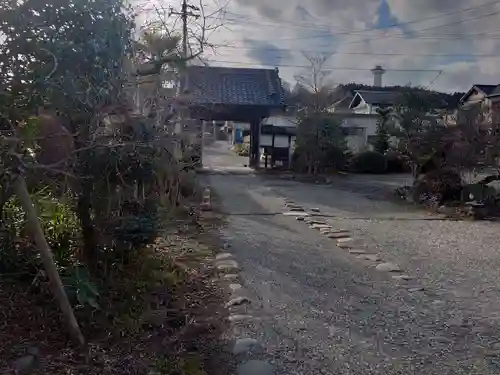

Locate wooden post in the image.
[271,127,275,169]
[13,177,85,346]
[249,119,260,168]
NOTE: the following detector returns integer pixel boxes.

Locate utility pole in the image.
[169,0,201,163]
[169,0,200,59]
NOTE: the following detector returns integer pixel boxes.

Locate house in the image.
[322,66,399,151]
[259,115,296,168]
[330,89,401,152]
[348,90,401,114]
[459,84,497,109]
[328,95,354,113]
[180,65,286,167]
[459,83,500,126]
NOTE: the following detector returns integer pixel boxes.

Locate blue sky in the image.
[375,0,399,29]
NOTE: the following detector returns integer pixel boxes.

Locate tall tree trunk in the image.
[13,176,85,346]
[77,186,98,265]
[72,118,99,266]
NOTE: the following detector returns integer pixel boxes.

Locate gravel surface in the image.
[202,142,500,375]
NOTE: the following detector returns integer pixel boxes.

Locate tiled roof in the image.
[487,85,500,97]
[355,90,401,105]
[349,90,402,108]
[331,95,353,109]
[475,84,497,95]
[182,65,285,107]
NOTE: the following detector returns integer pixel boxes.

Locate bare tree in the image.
[131,0,227,132]
[292,53,346,175]
[294,53,335,113]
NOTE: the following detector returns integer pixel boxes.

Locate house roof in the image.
[330,95,353,110]
[349,90,401,108]
[460,84,498,103]
[182,65,285,107]
[487,85,500,98]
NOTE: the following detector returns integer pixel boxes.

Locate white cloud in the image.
[140,0,500,93]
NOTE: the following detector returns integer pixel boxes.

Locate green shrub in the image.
[385,150,411,173]
[0,190,79,276]
[112,198,160,254]
[351,151,387,174]
[323,145,348,171]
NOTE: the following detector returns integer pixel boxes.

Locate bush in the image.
[111,198,160,258]
[322,145,348,171]
[0,190,79,277]
[350,151,387,174]
[385,150,411,173]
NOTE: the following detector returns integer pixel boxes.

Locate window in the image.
[341,127,364,136]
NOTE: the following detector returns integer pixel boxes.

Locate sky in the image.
[138,0,500,93]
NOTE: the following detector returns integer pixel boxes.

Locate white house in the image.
[458,84,500,126]
[323,65,401,152]
[259,115,296,167]
[460,84,497,109]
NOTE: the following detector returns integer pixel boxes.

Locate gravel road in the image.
[202,142,500,375]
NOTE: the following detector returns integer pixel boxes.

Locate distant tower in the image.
[371,65,385,87]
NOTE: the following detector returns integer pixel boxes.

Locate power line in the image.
[211,44,500,58]
[256,7,500,44]
[220,17,500,40]
[342,9,500,47]
[203,59,442,72]
[216,0,500,34]
[144,0,500,40]
[206,0,500,43]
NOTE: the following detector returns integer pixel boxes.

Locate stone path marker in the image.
[327,232,351,239]
[225,296,251,308]
[337,242,351,249]
[408,287,425,292]
[375,262,402,272]
[216,260,239,271]
[357,254,381,261]
[283,211,310,217]
[305,219,326,225]
[228,314,254,322]
[229,283,242,292]
[310,223,331,230]
[330,228,350,234]
[392,274,414,281]
[337,237,353,243]
[349,249,366,255]
[215,252,233,260]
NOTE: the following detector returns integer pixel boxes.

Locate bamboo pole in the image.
[13,176,85,346]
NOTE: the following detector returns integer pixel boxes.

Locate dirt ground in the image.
[0,210,233,375]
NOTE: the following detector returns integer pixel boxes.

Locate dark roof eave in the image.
[189,102,284,108]
[460,84,499,103]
